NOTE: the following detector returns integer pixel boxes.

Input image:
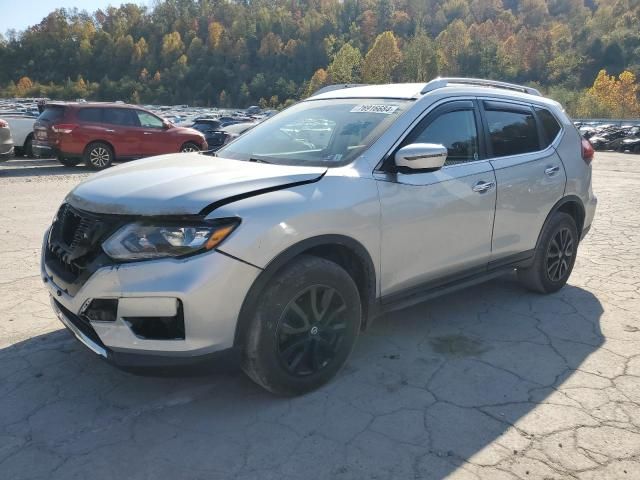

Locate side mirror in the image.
[163,121,172,129]
[394,143,447,171]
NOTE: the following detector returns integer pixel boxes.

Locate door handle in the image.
[105,129,115,133]
[143,132,153,135]
[545,166,560,176]
[472,181,495,193]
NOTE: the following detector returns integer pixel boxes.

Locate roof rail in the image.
[310,84,367,97]
[421,77,541,96]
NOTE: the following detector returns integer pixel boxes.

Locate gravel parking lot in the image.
[1,153,639,480]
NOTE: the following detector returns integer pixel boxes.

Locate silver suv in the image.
[42,78,597,395]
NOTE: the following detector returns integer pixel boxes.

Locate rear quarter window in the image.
[38,106,65,122]
[535,107,562,147]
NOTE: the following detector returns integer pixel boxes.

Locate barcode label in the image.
[350,104,399,114]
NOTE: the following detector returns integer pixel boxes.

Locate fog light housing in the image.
[123,301,185,340]
[81,299,118,322]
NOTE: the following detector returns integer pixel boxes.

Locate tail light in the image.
[0,119,8,128]
[52,123,78,134]
[581,138,594,164]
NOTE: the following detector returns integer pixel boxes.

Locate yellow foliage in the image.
[581,69,640,118]
[208,22,224,50]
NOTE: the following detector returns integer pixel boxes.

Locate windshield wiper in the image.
[249,157,272,164]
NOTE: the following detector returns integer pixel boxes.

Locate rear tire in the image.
[180,142,201,153]
[518,212,578,294]
[24,135,34,158]
[58,156,82,167]
[84,142,113,170]
[242,255,361,396]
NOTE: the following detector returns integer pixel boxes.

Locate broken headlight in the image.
[102,219,239,261]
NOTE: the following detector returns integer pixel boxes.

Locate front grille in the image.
[45,204,120,288]
[54,299,106,348]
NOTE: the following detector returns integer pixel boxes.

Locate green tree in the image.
[401,33,438,82]
[362,31,402,84]
[327,44,363,84]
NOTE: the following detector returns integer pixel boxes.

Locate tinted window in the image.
[104,108,138,126]
[412,109,479,165]
[136,111,164,128]
[536,108,561,147]
[38,106,65,122]
[485,109,539,157]
[77,108,103,123]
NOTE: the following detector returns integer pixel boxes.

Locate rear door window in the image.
[38,106,65,122]
[535,108,562,147]
[77,108,103,123]
[484,105,539,157]
[104,108,139,126]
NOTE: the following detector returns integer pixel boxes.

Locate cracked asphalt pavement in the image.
[1,154,639,479]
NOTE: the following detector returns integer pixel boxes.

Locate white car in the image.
[0,115,36,157]
[42,78,597,395]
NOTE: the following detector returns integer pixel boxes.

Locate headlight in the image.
[102,218,239,261]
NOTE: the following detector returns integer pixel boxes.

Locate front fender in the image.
[208,173,382,293]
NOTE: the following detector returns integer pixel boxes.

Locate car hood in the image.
[66,154,326,215]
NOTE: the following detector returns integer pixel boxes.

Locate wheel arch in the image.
[536,195,585,250]
[233,234,377,348]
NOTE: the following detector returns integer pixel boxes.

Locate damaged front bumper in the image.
[41,229,261,367]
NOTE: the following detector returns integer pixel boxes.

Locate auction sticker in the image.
[350,104,399,114]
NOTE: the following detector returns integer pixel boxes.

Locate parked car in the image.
[189,119,227,152]
[0,118,14,159]
[619,135,640,153]
[246,105,261,115]
[42,78,597,395]
[32,102,207,169]
[0,114,36,157]
[189,119,256,152]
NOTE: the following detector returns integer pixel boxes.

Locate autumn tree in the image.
[578,70,640,118]
[15,76,33,95]
[305,68,328,97]
[436,19,470,75]
[362,31,402,84]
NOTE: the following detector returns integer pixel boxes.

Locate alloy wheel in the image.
[180,145,199,152]
[89,147,110,167]
[277,285,348,377]
[546,227,574,282]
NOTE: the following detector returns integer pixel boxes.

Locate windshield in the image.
[217,98,410,166]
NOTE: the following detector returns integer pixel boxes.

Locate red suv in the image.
[33,103,207,169]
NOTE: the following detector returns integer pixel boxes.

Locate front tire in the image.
[180,142,201,153]
[518,212,578,294]
[84,142,113,170]
[242,255,361,396]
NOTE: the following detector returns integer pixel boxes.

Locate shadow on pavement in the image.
[0,277,603,479]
